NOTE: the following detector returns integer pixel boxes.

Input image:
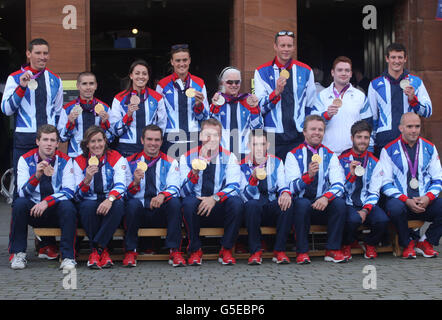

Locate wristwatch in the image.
[108,195,116,202]
[212,194,221,202]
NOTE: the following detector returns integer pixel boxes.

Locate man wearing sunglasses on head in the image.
[156,44,209,159]
[254,30,317,161]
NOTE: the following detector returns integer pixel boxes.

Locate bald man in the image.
[380,112,442,259]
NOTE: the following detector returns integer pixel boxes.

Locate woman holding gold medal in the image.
[73,126,127,269]
[209,67,263,160]
[109,60,167,157]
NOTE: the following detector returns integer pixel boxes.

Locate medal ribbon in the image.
[76,97,98,113]
[129,89,148,105]
[141,154,162,169]
[401,139,419,179]
[173,74,191,93]
[221,92,249,104]
[332,83,351,99]
[304,142,320,155]
[21,64,45,80]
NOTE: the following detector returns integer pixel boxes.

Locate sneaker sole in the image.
[123,263,137,267]
[11,264,26,270]
[38,254,58,260]
[324,256,346,263]
[218,258,235,265]
[248,260,262,265]
[415,247,438,258]
[272,257,290,264]
[101,262,114,268]
[402,254,417,259]
[297,259,311,265]
[87,263,101,269]
[169,260,186,267]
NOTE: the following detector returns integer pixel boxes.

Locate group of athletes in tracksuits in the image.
[3,33,441,271]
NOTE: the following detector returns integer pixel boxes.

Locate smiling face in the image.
[171,51,191,79]
[200,124,221,152]
[274,35,295,65]
[36,132,59,159]
[130,64,149,91]
[331,62,352,88]
[222,70,241,96]
[141,129,162,157]
[87,132,107,158]
[303,119,325,147]
[386,50,407,76]
[399,113,421,145]
[351,131,370,154]
[26,44,49,71]
[77,75,97,101]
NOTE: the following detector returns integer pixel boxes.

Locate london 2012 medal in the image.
[280,69,290,79]
[185,88,196,98]
[137,161,148,172]
[355,165,365,177]
[130,95,141,105]
[28,79,38,90]
[43,165,54,177]
[88,156,99,166]
[332,98,342,108]
[311,154,322,164]
[400,79,410,90]
[409,178,419,190]
[94,104,105,114]
[72,105,83,114]
[214,94,225,106]
[191,158,207,171]
[255,167,267,180]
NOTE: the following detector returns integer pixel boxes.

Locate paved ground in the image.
[1,201,442,300]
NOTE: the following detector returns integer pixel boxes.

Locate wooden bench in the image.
[33,221,424,261]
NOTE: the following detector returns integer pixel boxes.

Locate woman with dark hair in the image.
[109,59,167,157]
[73,125,127,269]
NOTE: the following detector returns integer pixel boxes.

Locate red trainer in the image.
[219,247,236,265]
[324,250,346,263]
[363,243,378,259]
[248,251,262,265]
[169,250,187,267]
[296,253,311,264]
[416,240,439,258]
[122,251,138,267]
[87,249,101,269]
[100,248,114,268]
[272,251,290,264]
[402,240,417,259]
[188,249,203,266]
[38,245,58,260]
[341,245,352,261]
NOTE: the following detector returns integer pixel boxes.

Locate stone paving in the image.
[1,201,441,300]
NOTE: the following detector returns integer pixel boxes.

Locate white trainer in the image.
[60,258,77,270]
[10,252,27,270]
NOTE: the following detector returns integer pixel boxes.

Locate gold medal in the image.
[88,156,99,166]
[214,94,225,106]
[311,154,322,164]
[43,165,54,177]
[137,161,148,172]
[246,94,259,107]
[192,158,207,171]
[400,79,410,90]
[332,98,342,108]
[28,79,38,90]
[355,165,365,177]
[94,103,105,114]
[255,167,267,180]
[185,88,196,98]
[130,95,141,105]
[280,69,290,79]
[72,105,83,114]
[409,178,419,190]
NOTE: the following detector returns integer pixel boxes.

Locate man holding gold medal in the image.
[254,30,316,160]
[123,125,184,268]
[286,115,347,264]
[156,44,209,158]
[381,113,442,259]
[367,43,432,157]
[338,121,389,260]
[58,72,112,157]
[9,125,77,270]
[1,38,63,197]
[239,129,293,265]
[180,119,243,266]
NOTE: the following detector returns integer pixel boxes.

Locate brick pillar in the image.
[231,0,297,93]
[394,0,442,151]
[26,0,90,80]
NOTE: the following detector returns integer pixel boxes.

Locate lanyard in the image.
[332,83,350,99]
[304,142,320,154]
[21,64,45,79]
[401,139,419,179]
